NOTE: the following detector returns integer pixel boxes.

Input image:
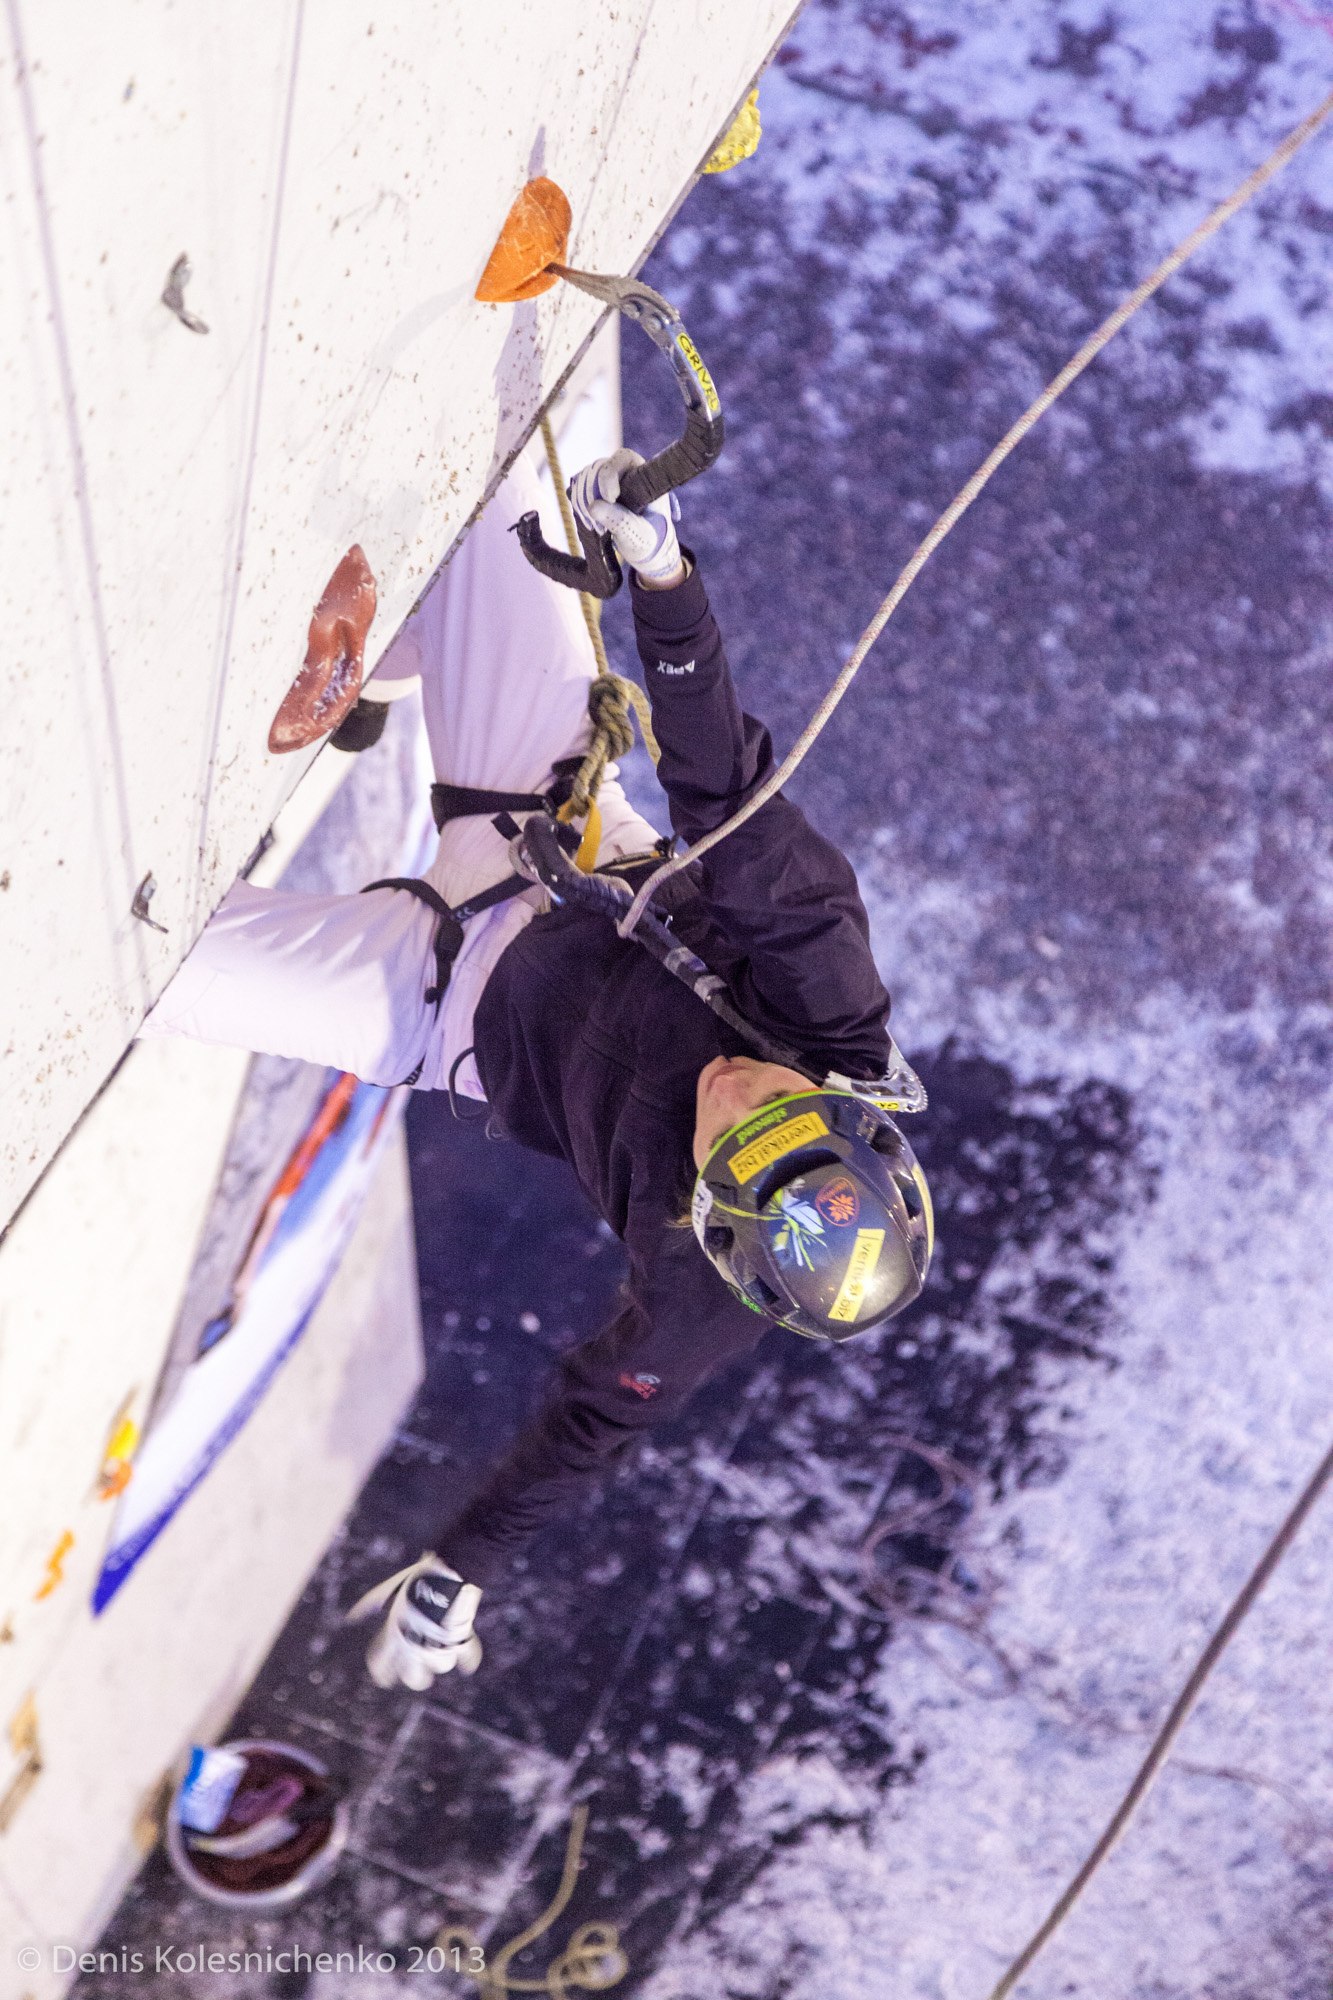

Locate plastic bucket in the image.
[165,1738,350,1912]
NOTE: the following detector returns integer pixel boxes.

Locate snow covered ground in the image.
[624,4,1333,1992]
[81,5,1333,1997]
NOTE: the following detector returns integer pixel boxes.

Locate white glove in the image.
[346,1553,482,1691]
[569,449,683,586]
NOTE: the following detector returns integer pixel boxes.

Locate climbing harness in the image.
[614,82,1333,945]
[360,757,591,1027]
[360,751,680,1094]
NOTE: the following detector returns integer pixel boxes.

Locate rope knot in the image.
[539,411,661,830]
[586,674,638,760]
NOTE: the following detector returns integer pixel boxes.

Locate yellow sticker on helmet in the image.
[729,1110,830,1186]
[827,1227,885,1323]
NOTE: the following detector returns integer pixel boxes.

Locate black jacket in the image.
[439,562,891,1586]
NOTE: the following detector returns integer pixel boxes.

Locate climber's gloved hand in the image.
[570,449,684,588]
[346,1553,482,1691]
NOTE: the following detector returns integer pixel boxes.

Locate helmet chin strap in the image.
[515,815,927,1116]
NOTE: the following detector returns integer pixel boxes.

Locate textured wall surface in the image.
[0,1123,422,2000]
[0,307,625,1996]
[0,0,796,1223]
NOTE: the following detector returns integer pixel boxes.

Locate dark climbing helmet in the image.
[691,1089,933,1341]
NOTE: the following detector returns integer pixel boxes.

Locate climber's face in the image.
[691,1055,816,1169]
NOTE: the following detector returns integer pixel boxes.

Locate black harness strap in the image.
[363,758,591,1020]
[360,877,466,1009]
[430,783,547,828]
[430,755,583,832]
[361,875,454,921]
[362,868,553,1008]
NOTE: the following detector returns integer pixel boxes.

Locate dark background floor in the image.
[83,1046,1139,1995]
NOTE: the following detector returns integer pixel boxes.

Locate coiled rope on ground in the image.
[435,1803,628,1997]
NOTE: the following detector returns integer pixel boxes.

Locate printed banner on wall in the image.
[93,1073,402,1613]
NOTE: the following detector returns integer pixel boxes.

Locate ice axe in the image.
[476,177,725,597]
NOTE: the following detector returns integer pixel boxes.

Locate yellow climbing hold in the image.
[703,88,761,174]
[99,1406,140,1499]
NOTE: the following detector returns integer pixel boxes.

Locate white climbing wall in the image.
[0,365,627,1993]
[0,0,799,1229]
[0,3,795,1982]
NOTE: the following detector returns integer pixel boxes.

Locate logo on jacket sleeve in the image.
[655,658,695,676]
[619,1371,661,1399]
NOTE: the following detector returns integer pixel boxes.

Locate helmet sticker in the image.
[816,1174,860,1227]
[690,1177,714,1244]
[729,1110,830,1186]
[827,1227,886,1323]
[770,1187,829,1271]
[695,1086,933,1336]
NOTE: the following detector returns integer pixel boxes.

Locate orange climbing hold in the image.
[268,545,378,755]
[34,1529,75,1601]
[475,177,572,303]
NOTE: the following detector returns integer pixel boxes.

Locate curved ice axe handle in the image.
[516,267,725,591]
[511,507,623,599]
[618,389,725,513]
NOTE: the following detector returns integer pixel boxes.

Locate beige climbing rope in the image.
[616,83,1333,940]
[538,414,659,870]
[434,1803,628,1996]
[986,1431,1333,1999]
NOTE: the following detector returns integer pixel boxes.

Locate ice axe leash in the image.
[514,269,724,599]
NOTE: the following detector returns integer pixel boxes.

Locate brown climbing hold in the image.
[268,545,378,755]
[475,177,572,303]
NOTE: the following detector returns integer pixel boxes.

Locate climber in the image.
[142,444,932,1690]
